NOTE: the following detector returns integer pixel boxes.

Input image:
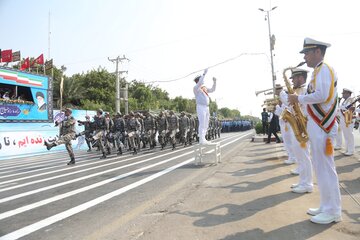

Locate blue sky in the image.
[2,0,360,117]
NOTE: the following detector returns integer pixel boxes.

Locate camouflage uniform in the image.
[167,110,179,150]
[187,114,196,145]
[157,111,168,150]
[92,109,108,159]
[127,112,141,154]
[77,116,94,152]
[45,108,76,165]
[179,112,190,146]
[113,112,126,155]
[143,112,157,149]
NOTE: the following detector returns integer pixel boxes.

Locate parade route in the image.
[0,130,359,240]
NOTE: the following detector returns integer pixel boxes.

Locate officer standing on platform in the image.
[336,88,355,155]
[288,37,342,224]
[45,108,77,165]
[193,69,216,145]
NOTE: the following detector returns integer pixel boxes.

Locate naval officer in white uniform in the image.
[193,69,216,145]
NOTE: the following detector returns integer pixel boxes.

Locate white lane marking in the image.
[0,149,190,203]
[0,132,250,239]
[0,151,193,220]
[0,147,169,188]
[0,131,247,189]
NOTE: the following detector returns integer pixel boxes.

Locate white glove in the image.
[213,77,217,82]
[203,68,208,75]
[279,90,289,106]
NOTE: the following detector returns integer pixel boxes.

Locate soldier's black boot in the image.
[133,148,137,155]
[142,143,146,149]
[172,143,176,150]
[107,147,111,155]
[117,148,122,155]
[100,153,107,159]
[45,141,56,150]
[67,157,75,165]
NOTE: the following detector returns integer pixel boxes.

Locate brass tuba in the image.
[280,62,309,147]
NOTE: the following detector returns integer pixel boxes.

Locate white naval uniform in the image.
[338,97,355,154]
[275,97,296,163]
[281,87,313,189]
[193,71,216,143]
[356,107,360,132]
[298,61,341,216]
[335,109,342,148]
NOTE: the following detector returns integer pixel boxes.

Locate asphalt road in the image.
[0,131,254,240]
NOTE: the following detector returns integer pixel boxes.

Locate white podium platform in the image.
[194,142,221,165]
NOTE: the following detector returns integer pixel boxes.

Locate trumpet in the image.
[255,86,285,96]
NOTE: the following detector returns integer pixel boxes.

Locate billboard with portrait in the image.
[0,67,53,122]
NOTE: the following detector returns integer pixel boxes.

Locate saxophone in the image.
[344,109,353,127]
[280,63,309,147]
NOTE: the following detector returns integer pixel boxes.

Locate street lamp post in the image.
[259,6,277,99]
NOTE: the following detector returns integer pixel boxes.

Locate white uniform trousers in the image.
[196,104,210,143]
[279,120,296,162]
[334,125,342,148]
[291,135,313,188]
[339,117,355,154]
[308,119,341,216]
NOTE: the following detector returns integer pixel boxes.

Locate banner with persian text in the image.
[0,109,96,160]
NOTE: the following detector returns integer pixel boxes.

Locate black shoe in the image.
[133,148,137,155]
[172,144,176,150]
[45,142,56,150]
[265,142,270,144]
[67,158,75,165]
[87,149,92,152]
[117,149,122,155]
[276,140,282,143]
[100,154,107,159]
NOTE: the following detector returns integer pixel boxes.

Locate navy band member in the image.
[288,37,342,224]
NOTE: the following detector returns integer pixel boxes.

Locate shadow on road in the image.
[173,191,302,228]
[219,220,331,240]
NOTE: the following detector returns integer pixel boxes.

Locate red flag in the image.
[1,49,13,62]
[35,54,44,64]
[20,58,30,70]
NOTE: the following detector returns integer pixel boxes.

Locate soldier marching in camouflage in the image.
[77,115,94,152]
[143,111,157,149]
[45,108,77,165]
[127,112,141,154]
[167,110,179,150]
[179,111,190,146]
[187,113,196,145]
[135,113,144,150]
[104,112,114,155]
[72,109,220,156]
[112,112,126,155]
[157,111,169,150]
[91,109,108,159]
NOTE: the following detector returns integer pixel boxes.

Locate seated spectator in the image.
[2,92,10,99]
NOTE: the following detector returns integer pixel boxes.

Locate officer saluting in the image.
[45,108,77,165]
